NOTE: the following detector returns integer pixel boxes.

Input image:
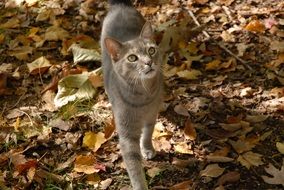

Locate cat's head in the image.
[104,22,160,81]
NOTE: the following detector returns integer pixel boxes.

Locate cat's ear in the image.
[104,37,123,62]
[140,22,153,40]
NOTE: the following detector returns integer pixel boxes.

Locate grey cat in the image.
[100,0,163,189]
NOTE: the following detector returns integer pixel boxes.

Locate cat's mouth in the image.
[145,68,154,74]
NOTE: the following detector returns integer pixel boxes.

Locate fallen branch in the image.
[187,10,253,71]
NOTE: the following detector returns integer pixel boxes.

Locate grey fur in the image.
[101,3,163,190]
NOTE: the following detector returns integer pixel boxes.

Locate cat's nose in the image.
[145,61,152,67]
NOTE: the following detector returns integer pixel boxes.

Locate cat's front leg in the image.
[117,121,148,190]
[140,121,156,160]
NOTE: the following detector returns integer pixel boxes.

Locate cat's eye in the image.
[148,47,156,56]
[127,54,138,62]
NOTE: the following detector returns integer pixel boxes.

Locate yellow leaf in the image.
[83,132,107,152]
[86,173,101,185]
[74,155,99,174]
[177,69,202,80]
[187,42,199,54]
[13,117,20,132]
[174,142,193,154]
[205,59,221,70]
[276,142,284,154]
[200,164,225,178]
[245,20,265,33]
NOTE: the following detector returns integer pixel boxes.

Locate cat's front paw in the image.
[141,147,156,160]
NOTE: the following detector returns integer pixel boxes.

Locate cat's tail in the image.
[108,0,132,6]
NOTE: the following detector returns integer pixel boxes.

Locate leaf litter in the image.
[0,0,284,189]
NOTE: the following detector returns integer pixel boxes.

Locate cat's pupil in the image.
[148,47,156,56]
[128,54,138,62]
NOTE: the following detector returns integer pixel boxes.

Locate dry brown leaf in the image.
[27,56,51,75]
[184,118,197,140]
[100,178,113,190]
[237,151,264,169]
[146,167,164,178]
[86,173,101,185]
[276,142,284,154]
[262,160,284,187]
[205,60,221,71]
[206,155,234,163]
[245,115,268,123]
[104,119,115,139]
[217,171,240,186]
[0,17,20,28]
[174,104,189,116]
[169,180,192,190]
[74,155,99,174]
[45,25,69,41]
[177,69,202,80]
[200,164,225,178]
[89,72,103,88]
[229,136,259,154]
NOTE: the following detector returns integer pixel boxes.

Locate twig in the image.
[187,10,253,71]
[222,6,233,22]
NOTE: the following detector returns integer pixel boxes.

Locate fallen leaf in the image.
[217,171,240,185]
[68,43,101,64]
[7,46,33,60]
[262,160,284,186]
[245,115,268,123]
[206,156,234,163]
[169,180,192,190]
[270,41,284,53]
[205,59,221,70]
[54,73,96,108]
[16,160,37,174]
[44,25,69,41]
[0,17,20,28]
[177,69,202,80]
[229,136,259,154]
[83,132,107,152]
[237,151,264,169]
[49,118,72,131]
[174,104,189,116]
[146,167,164,178]
[89,70,103,88]
[74,155,99,174]
[276,142,284,154]
[245,20,265,33]
[174,142,193,154]
[100,178,113,190]
[27,56,52,75]
[184,118,197,140]
[200,164,225,178]
[104,119,115,139]
[86,173,101,185]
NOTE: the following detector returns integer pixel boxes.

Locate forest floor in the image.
[0,0,284,189]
